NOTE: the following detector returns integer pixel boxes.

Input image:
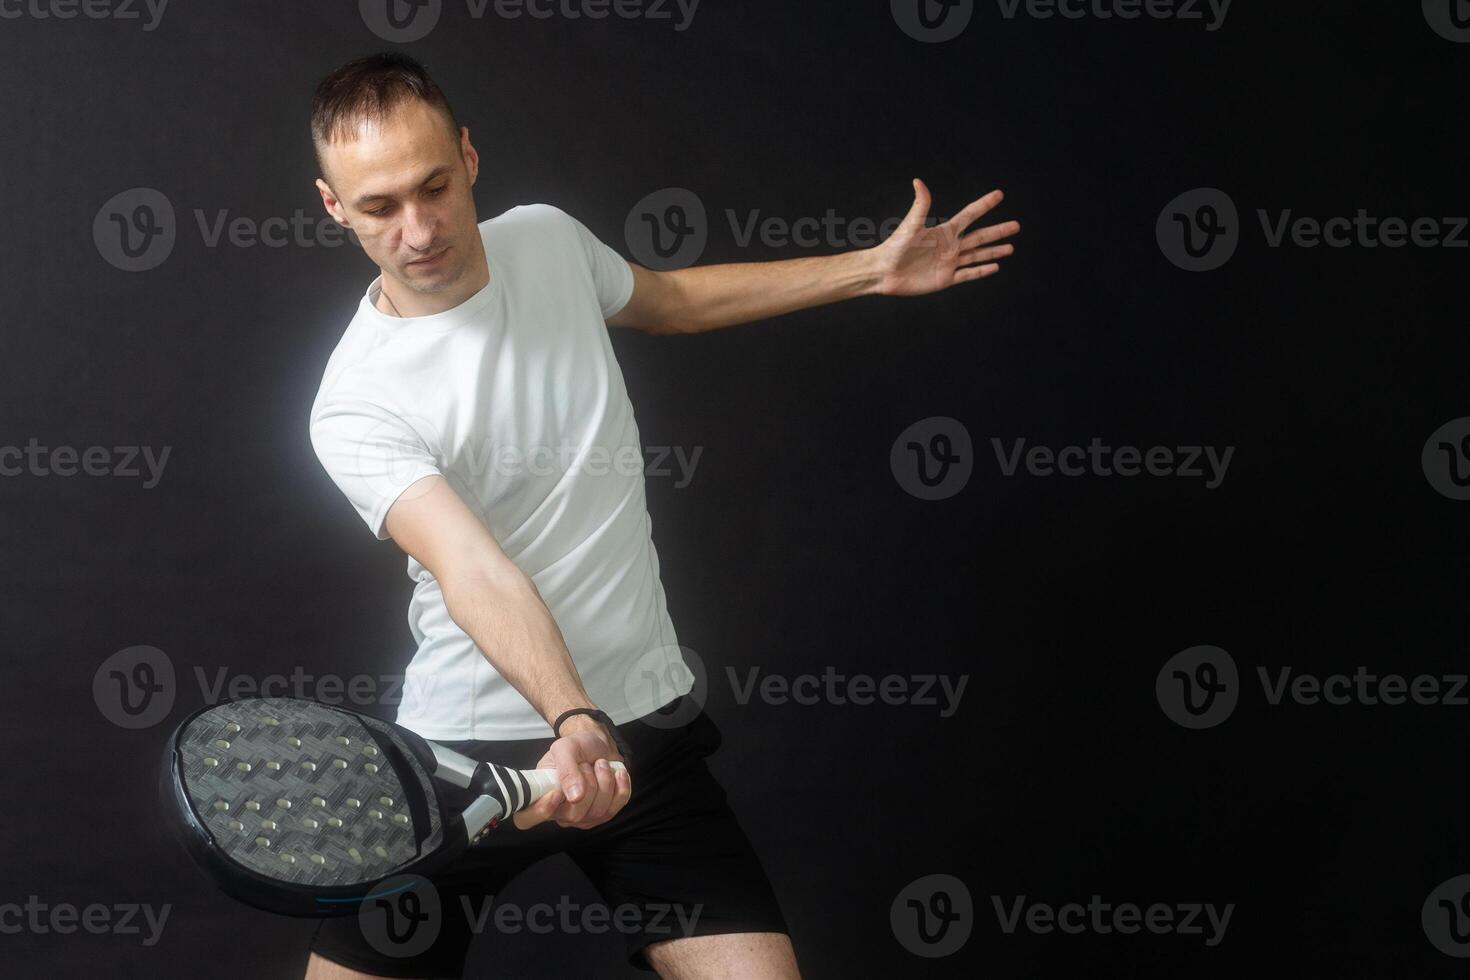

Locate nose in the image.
[400,206,437,253]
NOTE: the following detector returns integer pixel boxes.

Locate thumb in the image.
[512,788,563,830]
[902,177,931,231]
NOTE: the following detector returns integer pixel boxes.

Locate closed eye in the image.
[364,184,449,218]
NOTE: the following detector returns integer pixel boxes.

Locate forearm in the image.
[440,570,598,729]
[658,247,884,334]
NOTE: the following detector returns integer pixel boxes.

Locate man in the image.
[305,51,1017,980]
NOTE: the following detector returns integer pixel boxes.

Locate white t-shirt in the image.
[309,204,691,740]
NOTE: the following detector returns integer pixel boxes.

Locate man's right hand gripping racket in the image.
[160,696,622,917]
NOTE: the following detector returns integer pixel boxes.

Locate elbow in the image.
[440,563,533,620]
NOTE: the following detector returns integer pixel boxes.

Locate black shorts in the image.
[308,698,788,977]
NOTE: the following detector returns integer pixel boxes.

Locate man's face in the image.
[316,99,480,296]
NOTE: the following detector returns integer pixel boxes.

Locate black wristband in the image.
[551,707,633,763]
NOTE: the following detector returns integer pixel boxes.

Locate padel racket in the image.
[161,696,622,917]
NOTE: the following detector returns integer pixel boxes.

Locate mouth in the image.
[408,247,449,267]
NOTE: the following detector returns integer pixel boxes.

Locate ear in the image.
[316,177,349,227]
[460,127,480,187]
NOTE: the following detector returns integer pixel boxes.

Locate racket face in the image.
[166,697,447,915]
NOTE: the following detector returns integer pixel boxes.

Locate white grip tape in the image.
[522,762,626,804]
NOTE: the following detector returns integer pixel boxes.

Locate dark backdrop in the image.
[2,1,1466,977]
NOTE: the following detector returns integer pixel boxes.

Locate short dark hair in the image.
[311,51,460,183]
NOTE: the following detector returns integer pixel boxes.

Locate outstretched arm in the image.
[608,181,1019,335]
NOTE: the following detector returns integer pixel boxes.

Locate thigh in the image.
[643,931,800,980]
[568,710,791,973]
[306,835,547,978]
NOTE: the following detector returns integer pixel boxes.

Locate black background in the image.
[1,0,1466,976]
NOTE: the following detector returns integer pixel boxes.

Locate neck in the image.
[376,234,490,318]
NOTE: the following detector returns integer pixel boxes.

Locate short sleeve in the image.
[310,399,443,541]
[561,208,635,319]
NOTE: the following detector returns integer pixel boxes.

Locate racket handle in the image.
[521,762,627,805]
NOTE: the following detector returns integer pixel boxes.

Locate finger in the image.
[957,242,1014,266]
[606,762,632,819]
[582,758,618,822]
[959,219,1021,250]
[901,177,932,232]
[558,762,599,825]
[512,788,563,830]
[947,189,1005,234]
[551,742,587,804]
[952,263,1001,284]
